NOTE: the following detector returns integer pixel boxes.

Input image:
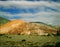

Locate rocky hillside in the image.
[0,20,58,35]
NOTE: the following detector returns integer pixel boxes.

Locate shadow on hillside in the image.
[42,42,60,47]
[55,42,60,47]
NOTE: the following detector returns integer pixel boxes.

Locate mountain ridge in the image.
[0,19,58,35]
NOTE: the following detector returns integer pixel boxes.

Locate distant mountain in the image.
[0,17,10,26]
[30,22,57,28]
[0,20,58,35]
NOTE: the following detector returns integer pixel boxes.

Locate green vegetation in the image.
[0,17,60,47]
[0,17,10,26]
[0,35,60,47]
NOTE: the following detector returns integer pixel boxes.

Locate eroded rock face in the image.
[0,20,26,34]
[0,20,58,35]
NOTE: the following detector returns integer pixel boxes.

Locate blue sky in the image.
[0,1,60,25]
[0,0,60,2]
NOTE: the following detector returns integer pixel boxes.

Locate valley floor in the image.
[0,35,60,47]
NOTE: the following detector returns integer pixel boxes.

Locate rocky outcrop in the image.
[0,20,58,35]
[0,20,25,34]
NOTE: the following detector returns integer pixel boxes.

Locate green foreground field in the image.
[0,35,60,47]
[0,17,60,47]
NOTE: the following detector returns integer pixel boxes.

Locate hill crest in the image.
[0,20,58,35]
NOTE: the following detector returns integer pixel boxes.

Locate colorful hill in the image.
[0,17,60,47]
[0,19,58,35]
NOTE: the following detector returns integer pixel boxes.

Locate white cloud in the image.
[0,11,60,25]
[0,1,60,8]
[0,1,60,13]
[0,1,60,25]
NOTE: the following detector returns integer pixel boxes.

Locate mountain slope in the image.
[30,22,56,28]
[0,20,26,34]
[0,20,58,35]
[0,17,10,26]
